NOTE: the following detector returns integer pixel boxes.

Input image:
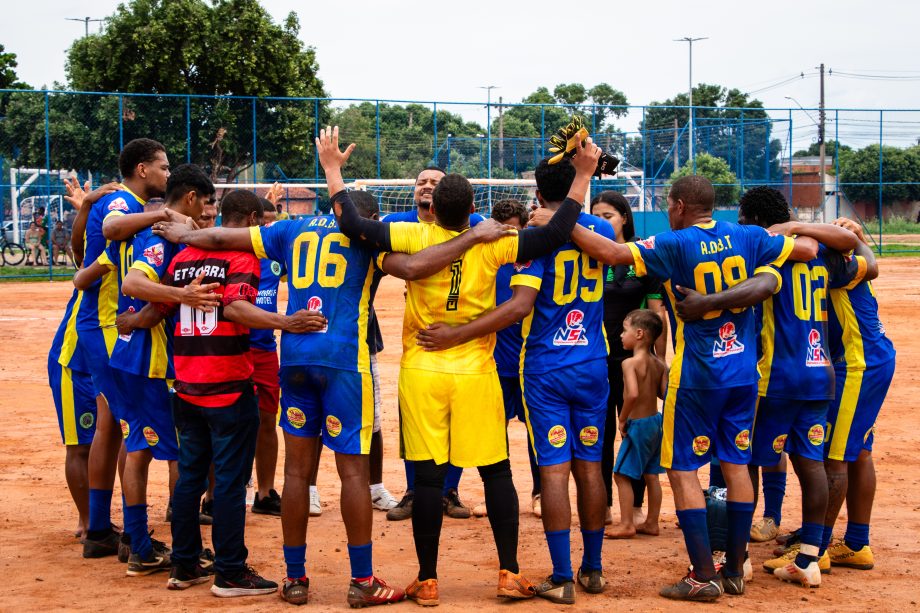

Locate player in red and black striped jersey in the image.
[158,190,325,597]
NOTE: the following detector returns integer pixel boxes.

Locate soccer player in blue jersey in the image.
[149,162,512,606]
[382,166,477,522]
[676,187,864,587]
[531,175,819,601]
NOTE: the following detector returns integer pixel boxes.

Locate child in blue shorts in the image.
[606,309,667,539]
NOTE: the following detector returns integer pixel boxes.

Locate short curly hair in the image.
[491,199,528,226]
[738,186,791,227]
[431,174,474,228]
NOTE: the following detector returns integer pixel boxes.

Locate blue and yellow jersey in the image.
[627,220,794,390]
[383,210,485,226]
[251,216,375,374]
[103,229,179,379]
[250,257,285,352]
[50,288,91,374]
[827,254,896,371]
[511,213,614,374]
[382,222,520,374]
[756,245,865,400]
[494,262,525,377]
[74,187,145,332]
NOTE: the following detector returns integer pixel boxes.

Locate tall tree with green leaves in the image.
[0,44,29,90]
[669,153,741,206]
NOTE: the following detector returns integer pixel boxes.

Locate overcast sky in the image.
[4,0,920,147]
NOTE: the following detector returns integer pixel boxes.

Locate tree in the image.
[839,144,920,205]
[0,44,29,89]
[793,140,851,158]
[642,84,782,185]
[2,0,327,182]
[669,153,741,206]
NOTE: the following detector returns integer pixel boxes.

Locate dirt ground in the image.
[1,258,918,612]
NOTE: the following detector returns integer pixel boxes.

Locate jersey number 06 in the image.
[291,232,349,289]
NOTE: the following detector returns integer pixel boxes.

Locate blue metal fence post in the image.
[486,97,492,180]
[186,95,191,164]
[787,109,793,207]
[739,109,745,193]
[834,110,840,219]
[690,105,696,174]
[314,99,320,181]
[878,110,884,252]
[118,95,124,150]
[375,101,381,179]
[432,102,438,163]
[540,106,545,156]
[44,91,52,280]
[251,98,258,183]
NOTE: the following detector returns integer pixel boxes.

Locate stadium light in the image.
[66,16,104,37]
[674,37,707,161]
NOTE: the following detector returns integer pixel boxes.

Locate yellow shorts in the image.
[398,368,507,468]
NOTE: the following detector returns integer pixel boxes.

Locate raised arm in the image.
[674,270,779,322]
[122,268,221,312]
[65,179,120,266]
[834,217,879,281]
[415,285,539,351]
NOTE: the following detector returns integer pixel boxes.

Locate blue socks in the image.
[348,542,373,581]
[545,529,572,582]
[761,471,787,526]
[676,508,715,580]
[124,503,151,558]
[725,501,754,578]
[844,522,870,551]
[283,544,307,579]
[88,488,113,535]
[580,529,603,572]
[444,464,463,493]
[820,524,834,556]
[404,461,415,491]
[795,521,823,567]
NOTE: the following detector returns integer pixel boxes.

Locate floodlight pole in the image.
[66,16,103,37]
[479,86,499,180]
[675,37,707,162]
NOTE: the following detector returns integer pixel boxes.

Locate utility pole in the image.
[66,16,103,37]
[674,36,707,161]
[498,96,505,170]
[817,63,827,221]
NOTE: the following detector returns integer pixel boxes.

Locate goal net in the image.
[214,178,539,218]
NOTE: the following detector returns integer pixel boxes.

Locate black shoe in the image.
[386,491,414,521]
[442,488,471,519]
[576,567,606,594]
[127,548,171,576]
[659,573,723,602]
[281,576,310,605]
[535,575,576,605]
[118,532,131,563]
[720,573,745,596]
[210,565,278,597]
[83,529,121,559]
[199,548,215,572]
[200,498,214,525]
[252,489,282,516]
[168,564,213,590]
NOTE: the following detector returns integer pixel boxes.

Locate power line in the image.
[830,70,920,81]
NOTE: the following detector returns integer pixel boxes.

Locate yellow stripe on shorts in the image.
[828,370,864,461]
[60,365,79,445]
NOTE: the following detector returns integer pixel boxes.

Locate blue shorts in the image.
[614,413,664,480]
[48,354,97,446]
[751,397,829,465]
[279,365,373,455]
[522,358,608,466]
[73,327,120,419]
[826,359,895,462]
[661,383,759,471]
[112,371,178,460]
[500,375,525,423]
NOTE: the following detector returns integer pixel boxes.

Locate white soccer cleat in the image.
[371,486,398,511]
[309,489,322,517]
[774,561,821,588]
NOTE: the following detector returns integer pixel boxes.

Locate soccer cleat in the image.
[309,489,322,517]
[405,578,439,606]
[443,489,471,519]
[370,486,399,512]
[774,529,801,556]
[386,491,414,521]
[127,549,172,576]
[472,502,488,517]
[200,498,214,525]
[252,489,282,516]
[828,540,874,570]
[531,494,542,518]
[82,529,121,559]
[346,576,406,608]
[118,532,131,563]
[774,560,822,587]
[576,567,606,594]
[167,564,212,590]
[763,545,831,575]
[199,548,215,572]
[659,573,723,602]
[535,575,576,605]
[496,569,536,600]
[281,576,310,605]
[720,573,745,596]
[750,517,779,542]
[210,566,278,597]
[776,528,800,545]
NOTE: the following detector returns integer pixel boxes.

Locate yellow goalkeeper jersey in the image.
[381,222,520,374]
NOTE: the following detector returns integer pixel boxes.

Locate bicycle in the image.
[0,234,26,266]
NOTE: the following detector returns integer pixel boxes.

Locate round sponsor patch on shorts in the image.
[692,435,710,456]
[579,426,599,446]
[734,429,750,451]
[119,419,130,439]
[286,408,306,429]
[326,415,342,437]
[143,426,159,446]
[807,424,825,446]
[271,260,282,276]
[772,434,787,453]
[79,412,94,429]
[548,425,567,448]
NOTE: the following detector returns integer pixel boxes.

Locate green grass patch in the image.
[862,216,920,234]
[0,265,74,281]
